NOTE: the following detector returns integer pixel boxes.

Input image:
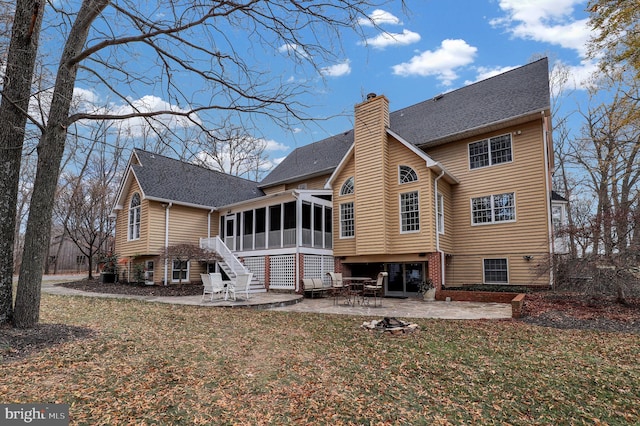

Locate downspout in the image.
[542,112,554,287]
[434,170,446,288]
[292,191,301,293]
[207,209,215,239]
[163,202,172,286]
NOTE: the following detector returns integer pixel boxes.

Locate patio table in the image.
[342,277,374,306]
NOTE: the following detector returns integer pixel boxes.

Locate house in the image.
[112,57,560,295]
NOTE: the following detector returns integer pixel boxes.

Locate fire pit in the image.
[362,317,419,334]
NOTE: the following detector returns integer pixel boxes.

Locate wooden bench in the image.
[302,278,328,298]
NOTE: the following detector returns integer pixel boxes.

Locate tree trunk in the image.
[13,0,109,328]
[0,0,45,325]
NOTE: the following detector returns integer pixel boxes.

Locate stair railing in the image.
[201,236,249,277]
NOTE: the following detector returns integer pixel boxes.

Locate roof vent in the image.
[366,92,377,100]
[433,93,444,101]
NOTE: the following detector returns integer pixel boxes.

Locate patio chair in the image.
[363,272,387,307]
[202,273,225,301]
[302,278,325,298]
[209,273,227,300]
[327,272,347,305]
[226,272,253,301]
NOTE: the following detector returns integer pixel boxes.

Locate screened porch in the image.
[218,190,333,253]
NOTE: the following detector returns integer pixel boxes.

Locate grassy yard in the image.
[1,294,639,425]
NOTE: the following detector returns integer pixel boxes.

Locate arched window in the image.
[340,177,354,195]
[128,193,141,240]
[399,165,418,184]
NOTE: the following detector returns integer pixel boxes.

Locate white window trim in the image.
[437,193,444,235]
[171,259,190,283]
[399,191,420,234]
[482,258,509,284]
[128,193,141,241]
[398,165,418,184]
[470,192,516,226]
[339,202,355,239]
[468,133,513,170]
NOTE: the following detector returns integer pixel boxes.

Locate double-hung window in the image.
[172,260,189,282]
[128,193,141,240]
[471,192,515,225]
[400,191,420,233]
[469,134,512,169]
[340,202,354,238]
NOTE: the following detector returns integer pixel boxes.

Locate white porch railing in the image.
[200,236,249,276]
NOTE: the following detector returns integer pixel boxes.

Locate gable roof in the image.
[116,149,264,210]
[260,57,550,188]
[259,129,354,187]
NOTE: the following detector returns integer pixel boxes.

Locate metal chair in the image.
[327,272,347,305]
[363,272,387,307]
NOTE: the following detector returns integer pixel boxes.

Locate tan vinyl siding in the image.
[332,157,356,256]
[353,96,390,255]
[261,184,286,195]
[436,178,453,253]
[429,119,551,285]
[115,179,149,257]
[445,254,550,287]
[284,174,331,190]
[385,136,435,254]
[428,121,550,254]
[167,204,209,245]
[147,202,166,253]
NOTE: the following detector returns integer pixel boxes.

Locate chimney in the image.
[353,93,390,255]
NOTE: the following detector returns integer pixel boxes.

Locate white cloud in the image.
[490,0,592,57]
[320,60,351,77]
[264,139,289,152]
[358,9,402,26]
[109,95,200,137]
[392,39,478,85]
[278,43,310,59]
[362,29,421,49]
[561,59,600,91]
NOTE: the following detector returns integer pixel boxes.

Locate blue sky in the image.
[58,1,597,174]
[258,0,596,165]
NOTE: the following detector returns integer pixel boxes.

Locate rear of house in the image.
[111,58,556,296]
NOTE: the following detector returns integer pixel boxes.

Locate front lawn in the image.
[1,294,639,425]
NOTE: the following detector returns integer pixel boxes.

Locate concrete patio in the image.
[40,275,512,320]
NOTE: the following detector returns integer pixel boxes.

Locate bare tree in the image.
[2,1,396,327]
[54,146,121,279]
[0,0,45,325]
[193,119,272,180]
[160,244,219,286]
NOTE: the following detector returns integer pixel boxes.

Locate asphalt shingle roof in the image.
[259,129,354,187]
[132,150,264,208]
[260,58,550,187]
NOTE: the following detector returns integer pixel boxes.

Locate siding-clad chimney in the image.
[353,93,390,255]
